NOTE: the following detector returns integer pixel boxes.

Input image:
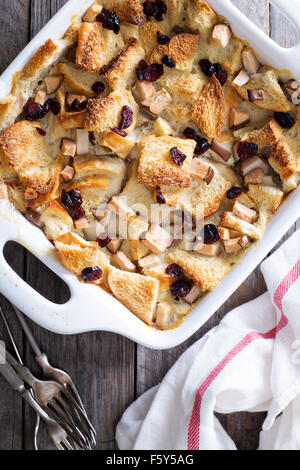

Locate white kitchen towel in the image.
[116,229,300,450]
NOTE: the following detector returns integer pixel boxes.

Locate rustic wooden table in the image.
[0,0,298,451]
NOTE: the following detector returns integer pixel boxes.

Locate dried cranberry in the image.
[162,55,175,68]
[119,106,133,130]
[171,279,192,297]
[157,31,170,45]
[97,232,112,248]
[70,99,88,112]
[170,147,187,166]
[274,112,295,129]
[183,127,196,139]
[155,186,166,204]
[44,98,61,115]
[143,1,157,16]
[92,81,105,94]
[199,59,216,77]
[82,266,102,283]
[203,224,220,244]
[194,136,209,155]
[136,60,148,81]
[237,141,258,161]
[215,68,228,86]
[96,8,120,34]
[154,0,167,21]
[143,0,167,21]
[24,102,45,121]
[70,205,86,220]
[227,186,243,199]
[144,63,164,82]
[166,263,183,278]
[111,127,128,137]
[36,127,46,136]
[62,189,83,209]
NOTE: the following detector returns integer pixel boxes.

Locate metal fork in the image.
[11,305,96,444]
[0,362,81,450]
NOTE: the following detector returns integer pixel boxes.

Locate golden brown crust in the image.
[102,0,147,25]
[190,75,225,139]
[100,37,145,89]
[168,33,200,70]
[245,119,300,181]
[54,232,100,275]
[167,249,231,291]
[138,135,196,188]
[0,121,55,194]
[22,39,61,79]
[85,89,139,133]
[233,67,293,112]
[76,22,105,73]
[108,269,159,324]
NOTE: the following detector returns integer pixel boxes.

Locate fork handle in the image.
[12,305,43,359]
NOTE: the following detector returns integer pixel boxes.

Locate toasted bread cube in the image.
[155,301,173,329]
[137,80,156,103]
[83,3,102,22]
[138,135,196,188]
[242,49,260,75]
[220,211,261,240]
[45,75,62,95]
[113,251,136,272]
[153,117,174,136]
[0,183,8,199]
[76,130,89,155]
[194,240,222,257]
[223,237,243,254]
[128,215,149,240]
[233,69,250,87]
[61,138,76,157]
[190,158,214,184]
[143,225,174,255]
[107,238,123,254]
[66,93,87,108]
[59,110,86,129]
[241,156,268,176]
[183,284,201,304]
[74,217,89,229]
[35,90,47,106]
[100,130,136,159]
[212,24,232,48]
[233,202,258,224]
[229,108,250,129]
[60,165,75,182]
[110,195,135,219]
[244,168,264,186]
[218,227,231,240]
[138,254,161,270]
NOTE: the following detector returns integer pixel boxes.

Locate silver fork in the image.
[4,346,92,449]
[0,362,81,450]
[11,305,96,445]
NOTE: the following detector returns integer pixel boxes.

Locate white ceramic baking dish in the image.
[0,0,300,350]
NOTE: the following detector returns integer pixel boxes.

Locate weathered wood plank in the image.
[136,0,271,451]
[0,0,30,451]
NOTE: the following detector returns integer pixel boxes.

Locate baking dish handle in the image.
[0,227,130,336]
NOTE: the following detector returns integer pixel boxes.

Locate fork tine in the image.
[62,437,76,451]
[46,401,88,448]
[55,392,94,445]
[62,388,96,441]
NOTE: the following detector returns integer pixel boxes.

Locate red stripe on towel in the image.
[187,259,300,450]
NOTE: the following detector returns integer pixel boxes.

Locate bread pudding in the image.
[0,0,299,330]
